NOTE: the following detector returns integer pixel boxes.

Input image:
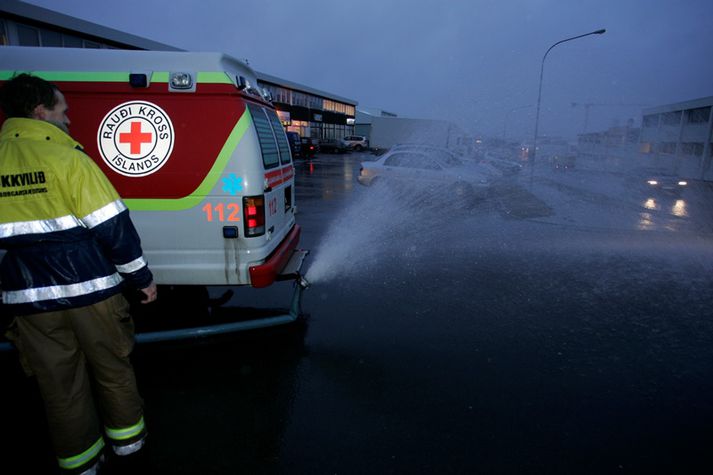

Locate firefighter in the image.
[0,74,157,474]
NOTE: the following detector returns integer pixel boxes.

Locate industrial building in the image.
[574,98,713,182]
[0,0,357,142]
[639,97,713,181]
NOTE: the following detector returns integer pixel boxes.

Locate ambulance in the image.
[0,46,306,295]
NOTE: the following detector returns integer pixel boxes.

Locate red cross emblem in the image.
[119,121,153,155]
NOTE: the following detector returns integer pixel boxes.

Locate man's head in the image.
[0,73,71,133]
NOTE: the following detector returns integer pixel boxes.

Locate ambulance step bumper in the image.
[249,224,301,288]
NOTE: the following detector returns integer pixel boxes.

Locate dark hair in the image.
[0,73,59,118]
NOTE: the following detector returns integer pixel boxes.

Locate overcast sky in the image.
[23,0,713,141]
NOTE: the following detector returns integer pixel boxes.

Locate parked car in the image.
[357,146,493,201]
[388,144,504,182]
[300,137,319,158]
[343,135,369,151]
[319,138,349,154]
[482,153,523,175]
[286,131,302,159]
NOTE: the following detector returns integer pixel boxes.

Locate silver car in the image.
[342,135,369,151]
[357,146,493,200]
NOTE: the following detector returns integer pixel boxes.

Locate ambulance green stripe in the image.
[0,70,233,84]
[0,70,128,82]
[197,71,233,83]
[151,71,169,83]
[124,111,252,211]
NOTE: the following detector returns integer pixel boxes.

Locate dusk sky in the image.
[23,0,713,141]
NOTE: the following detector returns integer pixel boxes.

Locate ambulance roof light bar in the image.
[169,72,196,92]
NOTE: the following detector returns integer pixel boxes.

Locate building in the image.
[573,98,713,181]
[356,109,475,155]
[0,0,357,141]
[576,121,641,172]
[0,0,179,50]
[639,97,713,181]
[259,73,356,142]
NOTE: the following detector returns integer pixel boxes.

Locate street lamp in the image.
[530,28,606,185]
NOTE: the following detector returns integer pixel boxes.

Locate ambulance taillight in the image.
[243,195,266,237]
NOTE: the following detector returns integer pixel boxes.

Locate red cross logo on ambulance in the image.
[97,101,174,177]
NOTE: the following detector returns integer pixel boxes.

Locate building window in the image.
[686,107,711,124]
[63,34,83,48]
[17,24,40,46]
[308,95,323,110]
[292,91,307,107]
[0,20,8,45]
[287,120,309,138]
[681,142,704,156]
[661,111,682,126]
[642,114,659,127]
[39,28,63,47]
[658,142,677,154]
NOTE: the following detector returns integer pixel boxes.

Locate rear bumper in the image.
[249,224,301,288]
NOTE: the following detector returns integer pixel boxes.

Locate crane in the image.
[571,102,649,133]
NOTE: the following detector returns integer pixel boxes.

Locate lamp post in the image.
[530,28,606,186]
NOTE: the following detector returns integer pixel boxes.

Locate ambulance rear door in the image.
[244,101,295,251]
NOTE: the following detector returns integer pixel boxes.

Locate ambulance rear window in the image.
[248,103,280,169]
[266,109,292,165]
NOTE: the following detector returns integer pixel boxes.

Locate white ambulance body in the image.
[0,46,300,288]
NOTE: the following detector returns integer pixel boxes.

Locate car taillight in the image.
[243,195,265,237]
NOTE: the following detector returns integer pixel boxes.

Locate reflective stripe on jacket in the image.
[0,118,153,315]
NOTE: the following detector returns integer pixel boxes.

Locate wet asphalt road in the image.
[2,153,713,474]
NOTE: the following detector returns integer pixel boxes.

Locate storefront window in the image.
[0,20,8,45]
[17,25,40,46]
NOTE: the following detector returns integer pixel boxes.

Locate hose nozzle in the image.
[297,272,311,290]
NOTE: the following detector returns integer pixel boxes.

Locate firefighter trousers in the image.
[9,293,146,472]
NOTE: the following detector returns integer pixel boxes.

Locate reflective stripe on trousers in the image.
[105,416,146,442]
[57,437,105,471]
[12,294,145,472]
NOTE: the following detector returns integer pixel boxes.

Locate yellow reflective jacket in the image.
[0,118,152,315]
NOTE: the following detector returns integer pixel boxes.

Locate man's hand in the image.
[139,282,158,304]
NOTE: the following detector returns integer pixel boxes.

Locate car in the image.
[482,153,523,175]
[343,135,369,151]
[551,154,576,171]
[644,169,688,195]
[357,146,493,201]
[388,144,504,181]
[319,138,349,154]
[286,131,302,159]
[300,137,319,158]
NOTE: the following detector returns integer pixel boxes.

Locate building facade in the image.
[356,109,475,155]
[1,0,356,142]
[258,73,356,142]
[639,97,713,181]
